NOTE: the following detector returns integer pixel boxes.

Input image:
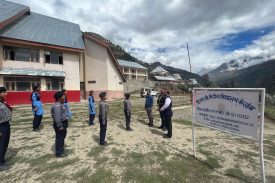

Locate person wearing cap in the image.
[88,90,96,126]
[98,92,109,145]
[31,86,44,131]
[160,90,173,138]
[0,86,12,169]
[51,91,68,157]
[62,89,73,120]
[145,90,154,127]
[124,93,133,131]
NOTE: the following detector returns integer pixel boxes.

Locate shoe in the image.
[0,159,6,166]
[158,126,164,129]
[99,141,107,146]
[55,153,68,158]
[0,164,8,171]
[126,128,133,131]
[148,124,153,127]
[163,135,171,138]
[32,128,39,132]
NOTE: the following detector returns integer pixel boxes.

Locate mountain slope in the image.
[217,60,275,94]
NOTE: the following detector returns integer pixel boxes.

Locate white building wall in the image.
[106,54,124,91]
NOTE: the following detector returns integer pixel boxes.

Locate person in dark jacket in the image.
[88,90,96,126]
[31,86,44,131]
[124,93,133,131]
[0,86,12,170]
[157,88,165,130]
[160,90,173,138]
[145,91,154,127]
[51,91,68,157]
[98,92,109,145]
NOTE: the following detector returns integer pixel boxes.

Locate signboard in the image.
[194,89,259,139]
[191,88,265,183]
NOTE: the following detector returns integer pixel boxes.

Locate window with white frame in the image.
[3,46,39,62]
[4,77,40,91]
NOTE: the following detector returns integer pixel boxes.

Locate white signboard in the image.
[194,89,259,139]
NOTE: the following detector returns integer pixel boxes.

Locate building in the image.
[150,66,169,76]
[0,1,84,105]
[118,59,148,81]
[81,33,126,100]
[173,74,182,80]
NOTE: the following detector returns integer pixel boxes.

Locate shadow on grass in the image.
[92,134,99,144]
[117,123,126,130]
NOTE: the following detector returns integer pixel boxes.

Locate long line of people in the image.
[0,86,173,170]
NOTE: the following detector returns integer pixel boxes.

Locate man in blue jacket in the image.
[145,91,154,127]
[31,86,44,131]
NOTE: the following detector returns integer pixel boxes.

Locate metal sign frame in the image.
[192,88,265,183]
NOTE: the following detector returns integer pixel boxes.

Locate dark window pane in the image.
[51,79,60,90]
[46,55,50,63]
[59,56,63,65]
[11,83,15,90]
[50,52,59,64]
[17,82,31,91]
[15,48,30,61]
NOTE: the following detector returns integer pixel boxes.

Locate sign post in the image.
[192,88,265,183]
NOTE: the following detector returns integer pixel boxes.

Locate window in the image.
[46,78,64,90]
[88,80,96,84]
[4,77,40,91]
[3,46,39,62]
[45,51,63,64]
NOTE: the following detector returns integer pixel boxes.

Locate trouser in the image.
[163,113,173,137]
[89,114,95,125]
[0,122,10,164]
[124,110,131,129]
[146,107,153,125]
[53,120,68,155]
[99,116,107,144]
[159,112,165,128]
[33,114,43,130]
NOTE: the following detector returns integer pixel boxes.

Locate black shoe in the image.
[158,126,164,129]
[33,128,39,132]
[55,153,68,158]
[99,141,107,146]
[0,159,6,166]
[0,164,8,171]
[148,124,153,127]
[126,128,133,131]
[163,135,171,138]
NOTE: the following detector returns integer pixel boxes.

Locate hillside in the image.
[216,60,275,94]
[85,32,207,86]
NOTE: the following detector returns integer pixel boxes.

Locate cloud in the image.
[9,0,275,72]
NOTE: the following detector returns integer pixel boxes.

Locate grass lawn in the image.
[1,96,274,182]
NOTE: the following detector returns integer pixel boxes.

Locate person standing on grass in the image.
[157,88,165,130]
[62,89,73,120]
[124,93,133,131]
[145,91,154,127]
[160,90,173,138]
[31,86,44,131]
[98,92,109,145]
[0,87,12,170]
[51,91,68,157]
[88,90,96,126]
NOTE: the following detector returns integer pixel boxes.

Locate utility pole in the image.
[187,43,192,73]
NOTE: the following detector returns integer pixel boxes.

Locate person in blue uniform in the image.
[145,91,154,127]
[51,91,68,157]
[62,89,73,120]
[88,90,96,126]
[0,86,12,170]
[31,86,44,131]
[160,90,173,138]
[98,92,109,145]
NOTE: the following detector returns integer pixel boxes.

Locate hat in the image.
[0,86,7,93]
[54,91,64,100]
[99,92,107,98]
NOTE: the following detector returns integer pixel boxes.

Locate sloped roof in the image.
[0,67,65,77]
[173,73,182,80]
[151,66,168,73]
[0,12,84,50]
[0,0,29,24]
[154,76,176,81]
[118,59,147,69]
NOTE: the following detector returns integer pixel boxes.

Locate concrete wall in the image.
[124,80,156,93]
[106,53,124,91]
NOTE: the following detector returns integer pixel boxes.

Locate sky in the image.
[9,0,275,73]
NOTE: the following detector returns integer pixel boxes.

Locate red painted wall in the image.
[6,90,80,106]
